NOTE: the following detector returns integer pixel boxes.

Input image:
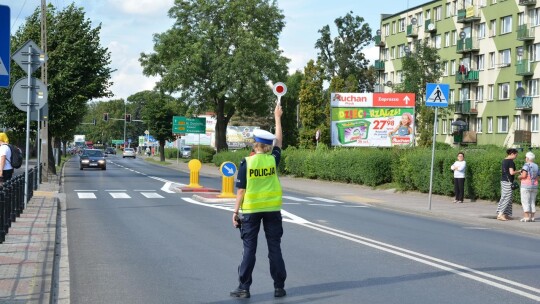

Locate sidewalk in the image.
[0,176,61,304]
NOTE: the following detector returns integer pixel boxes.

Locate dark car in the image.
[105,147,116,155]
[80,149,106,170]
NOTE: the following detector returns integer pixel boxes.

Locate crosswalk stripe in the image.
[77,193,96,199]
[110,192,131,199]
[141,192,164,199]
[307,197,344,204]
[282,196,310,202]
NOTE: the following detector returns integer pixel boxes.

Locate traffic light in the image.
[125,114,131,122]
[103,113,109,121]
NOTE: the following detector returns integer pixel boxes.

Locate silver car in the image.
[122,148,136,158]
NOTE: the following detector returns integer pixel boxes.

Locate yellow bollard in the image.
[217,161,237,198]
[187,159,203,188]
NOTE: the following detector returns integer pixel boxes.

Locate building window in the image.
[528,79,539,96]
[531,43,540,61]
[397,71,403,83]
[514,115,521,131]
[442,119,447,134]
[476,54,484,70]
[450,89,455,104]
[487,117,493,133]
[452,30,457,45]
[529,114,539,132]
[445,32,450,47]
[416,12,423,26]
[446,3,451,18]
[435,35,441,49]
[477,23,486,39]
[384,24,390,36]
[391,47,395,59]
[435,6,442,21]
[450,59,456,75]
[499,83,510,100]
[501,16,512,34]
[518,12,524,26]
[489,52,495,68]
[497,116,509,133]
[399,18,405,32]
[488,84,494,100]
[443,61,449,76]
[392,21,396,34]
[489,19,496,37]
[476,86,484,101]
[476,118,483,133]
[533,8,540,26]
[499,49,511,66]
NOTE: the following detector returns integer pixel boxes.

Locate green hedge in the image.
[210,145,534,204]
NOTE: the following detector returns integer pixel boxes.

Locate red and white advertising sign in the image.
[331,93,373,107]
[373,93,415,107]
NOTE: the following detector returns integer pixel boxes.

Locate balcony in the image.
[519,0,537,6]
[516,60,534,76]
[515,96,533,110]
[457,6,481,23]
[406,24,418,37]
[454,100,478,114]
[517,24,534,41]
[455,70,479,83]
[374,35,385,47]
[456,37,480,53]
[425,19,436,32]
[374,60,385,71]
[514,130,532,145]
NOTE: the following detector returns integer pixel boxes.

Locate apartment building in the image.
[374,0,540,147]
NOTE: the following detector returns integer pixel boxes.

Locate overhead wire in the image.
[11,0,30,32]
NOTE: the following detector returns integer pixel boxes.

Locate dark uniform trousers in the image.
[238,211,287,290]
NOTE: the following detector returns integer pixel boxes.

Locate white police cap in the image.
[253,129,275,145]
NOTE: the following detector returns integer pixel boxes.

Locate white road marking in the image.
[462,227,491,230]
[141,192,164,199]
[180,197,540,301]
[342,205,369,208]
[110,193,130,199]
[307,197,344,203]
[77,193,96,199]
[134,190,155,192]
[282,196,311,202]
[308,203,334,207]
[161,182,177,193]
[106,189,127,192]
[283,202,300,205]
[74,190,97,192]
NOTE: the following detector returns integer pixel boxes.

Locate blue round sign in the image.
[220,161,237,177]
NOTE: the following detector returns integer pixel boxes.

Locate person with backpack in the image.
[0,133,13,182]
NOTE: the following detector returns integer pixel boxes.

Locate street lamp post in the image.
[123,100,127,147]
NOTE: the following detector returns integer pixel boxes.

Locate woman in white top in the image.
[0,132,13,182]
[450,152,466,203]
[517,151,538,222]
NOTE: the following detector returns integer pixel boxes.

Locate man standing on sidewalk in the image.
[230,103,287,299]
[0,133,14,182]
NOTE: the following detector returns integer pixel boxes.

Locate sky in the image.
[2,0,426,100]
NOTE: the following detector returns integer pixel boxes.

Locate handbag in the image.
[505,170,519,190]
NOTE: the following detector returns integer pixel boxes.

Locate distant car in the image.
[181,146,192,158]
[105,147,116,155]
[123,148,136,158]
[79,149,106,170]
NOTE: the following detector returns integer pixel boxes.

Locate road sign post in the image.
[218,161,237,198]
[425,83,449,210]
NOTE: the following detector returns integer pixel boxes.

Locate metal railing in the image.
[0,166,38,243]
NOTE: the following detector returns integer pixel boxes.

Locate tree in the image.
[140,0,289,151]
[128,91,186,162]
[298,60,327,148]
[315,12,374,92]
[0,4,113,170]
[393,40,444,147]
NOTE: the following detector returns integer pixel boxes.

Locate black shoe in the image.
[274,288,286,297]
[230,288,250,298]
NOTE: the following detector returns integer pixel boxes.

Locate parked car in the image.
[181,146,192,158]
[79,149,106,170]
[123,147,136,158]
[105,147,116,155]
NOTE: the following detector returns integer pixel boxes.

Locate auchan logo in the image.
[333,94,368,103]
[331,93,373,107]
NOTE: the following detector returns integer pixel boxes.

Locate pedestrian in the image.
[450,152,466,203]
[0,133,14,183]
[496,148,520,221]
[517,151,538,222]
[230,103,287,299]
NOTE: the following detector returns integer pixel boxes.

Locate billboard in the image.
[330,93,416,147]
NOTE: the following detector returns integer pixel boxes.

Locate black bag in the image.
[511,182,519,190]
[7,144,23,169]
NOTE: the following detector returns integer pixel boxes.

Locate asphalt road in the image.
[63,154,540,304]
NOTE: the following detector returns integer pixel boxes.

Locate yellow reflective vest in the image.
[242,154,282,213]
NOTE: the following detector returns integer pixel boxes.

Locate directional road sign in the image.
[220,161,237,177]
[12,40,47,74]
[173,116,206,134]
[11,77,48,112]
[425,83,449,107]
[30,103,48,121]
[0,5,10,87]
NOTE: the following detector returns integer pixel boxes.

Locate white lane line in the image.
[110,193,131,199]
[308,203,334,207]
[462,227,491,230]
[179,197,540,301]
[161,182,177,193]
[77,193,96,199]
[342,205,369,208]
[304,222,540,302]
[307,197,344,204]
[74,190,97,192]
[283,202,301,205]
[283,196,311,202]
[141,192,164,199]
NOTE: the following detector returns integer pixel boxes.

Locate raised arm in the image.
[274,103,283,148]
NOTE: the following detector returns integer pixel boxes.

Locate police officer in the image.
[230,104,287,299]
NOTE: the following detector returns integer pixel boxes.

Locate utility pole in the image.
[40,0,49,181]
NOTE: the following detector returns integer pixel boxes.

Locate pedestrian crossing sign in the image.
[425,83,449,107]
